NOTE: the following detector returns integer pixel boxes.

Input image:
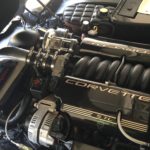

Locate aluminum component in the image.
[42,28,77,54]
[35,98,57,112]
[39,112,57,147]
[28,98,57,147]
[82,37,150,55]
[28,107,48,145]
[25,28,78,72]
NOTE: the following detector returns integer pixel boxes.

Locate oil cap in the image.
[98,7,109,17]
[81,20,90,33]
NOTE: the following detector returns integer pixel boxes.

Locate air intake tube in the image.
[0,46,29,62]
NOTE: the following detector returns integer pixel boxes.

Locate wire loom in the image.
[72,56,150,92]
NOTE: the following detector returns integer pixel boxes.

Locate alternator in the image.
[28,97,71,147]
[28,97,57,147]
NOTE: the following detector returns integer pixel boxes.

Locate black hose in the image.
[0,93,32,126]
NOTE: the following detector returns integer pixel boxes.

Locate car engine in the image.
[0,0,150,150]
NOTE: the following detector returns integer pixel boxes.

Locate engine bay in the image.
[0,0,150,150]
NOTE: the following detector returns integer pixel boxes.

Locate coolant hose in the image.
[0,93,32,126]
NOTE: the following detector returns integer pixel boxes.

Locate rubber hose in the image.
[0,93,32,126]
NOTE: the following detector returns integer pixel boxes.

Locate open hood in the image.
[0,0,20,32]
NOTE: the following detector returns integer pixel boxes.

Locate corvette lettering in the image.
[65,79,150,102]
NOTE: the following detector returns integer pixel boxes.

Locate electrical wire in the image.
[117,111,150,147]
[5,102,21,147]
[5,102,32,150]
[114,56,125,83]
[23,132,37,150]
